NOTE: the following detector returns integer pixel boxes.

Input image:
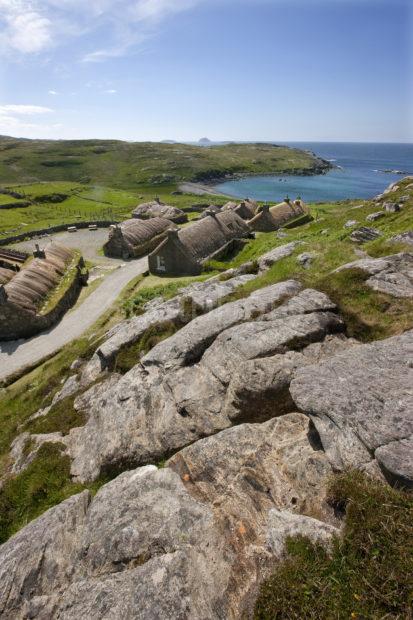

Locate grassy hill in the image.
[0,181,223,237]
[0,138,330,188]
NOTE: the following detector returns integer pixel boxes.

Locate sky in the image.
[0,0,411,142]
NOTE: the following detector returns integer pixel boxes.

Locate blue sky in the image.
[0,0,411,142]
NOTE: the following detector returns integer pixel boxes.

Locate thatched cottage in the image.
[103,218,174,259]
[0,243,85,340]
[223,199,257,220]
[148,210,250,276]
[132,199,188,224]
[248,204,280,232]
[270,198,308,227]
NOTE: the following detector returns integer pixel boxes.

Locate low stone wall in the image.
[0,258,85,340]
[0,221,118,247]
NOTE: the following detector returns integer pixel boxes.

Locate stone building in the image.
[223,199,257,220]
[270,198,308,227]
[248,204,280,232]
[0,243,85,340]
[132,198,188,224]
[149,210,250,276]
[103,217,174,259]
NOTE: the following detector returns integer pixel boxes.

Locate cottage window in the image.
[156,255,166,272]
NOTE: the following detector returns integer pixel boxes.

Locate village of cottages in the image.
[0,195,308,340]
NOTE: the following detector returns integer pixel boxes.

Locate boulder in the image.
[297,252,316,268]
[349,227,382,243]
[383,202,401,213]
[344,220,357,228]
[336,253,413,298]
[266,509,338,558]
[0,417,337,619]
[290,330,413,483]
[366,211,385,222]
[67,284,344,483]
[256,242,301,271]
[391,231,413,246]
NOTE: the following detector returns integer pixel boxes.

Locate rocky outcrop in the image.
[336,252,413,298]
[66,282,345,483]
[349,226,382,243]
[0,415,338,619]
[290,329,413,487]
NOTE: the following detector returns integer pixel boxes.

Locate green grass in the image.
[254,471,413,620]
[113,320,178,373]
[123,274,213,317]
[0,138,328,188]
[0,443,110,543]
[0,181,217,238]
[24,395,86,436]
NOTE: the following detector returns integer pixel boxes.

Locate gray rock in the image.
[0,420,336,620]
[350,226,382,243]
[375,435,413,490]
[297,252,316,268]
[384,202,401,213]
[67,285,343,483]
[202,311,344,386]
[142,281,302,371]
[266,509,339,558]
[366,211,385,222]
[290,330,413,477]
[0,491,90,618]
[51,374,79,406]
[336,253,413,297]
[344,220,358,228]
[392,231,413,246]
[84,273,256,375]
[257,242,301,271]
[9,432,64,475]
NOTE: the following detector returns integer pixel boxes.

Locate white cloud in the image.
[48,90,58,95]
[105,89,117,93]
[0,0,205,59]
[0,103,55,136]
[0,2,53,54]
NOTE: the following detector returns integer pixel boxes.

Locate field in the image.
[0,181,226,238]
[0,138,330,188]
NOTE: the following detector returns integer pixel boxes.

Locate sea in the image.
[213,142,413,203]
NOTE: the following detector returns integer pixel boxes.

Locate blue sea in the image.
[213,142,413,203]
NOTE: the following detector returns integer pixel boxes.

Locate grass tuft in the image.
[254,471,413,620]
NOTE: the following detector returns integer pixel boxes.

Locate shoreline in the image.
[179,163,333,199]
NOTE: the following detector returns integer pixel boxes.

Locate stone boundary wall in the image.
[0,221,118,247]
[0,257,85,340]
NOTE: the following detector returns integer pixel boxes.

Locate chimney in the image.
[167,228,179,239]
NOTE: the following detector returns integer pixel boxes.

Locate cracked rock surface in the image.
[336,252,413,297]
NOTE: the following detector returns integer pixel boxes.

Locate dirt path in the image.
[0,257,148,382]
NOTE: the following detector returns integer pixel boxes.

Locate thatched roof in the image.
[115,218,173,247]
[270,199,306,226]
[104,217,174,258]
[3,243,75,315]
[133,199,187,224]
[0,267,15,286]
[248,205,279,232]
[177,210,249,262]
[223,199,257,220]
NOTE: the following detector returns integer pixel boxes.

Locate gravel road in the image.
[0,257,148,382]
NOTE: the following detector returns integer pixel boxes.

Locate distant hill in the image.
[0,136,331,189]
[198,137,212,145]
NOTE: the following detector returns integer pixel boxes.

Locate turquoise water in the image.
[214,142,413,203]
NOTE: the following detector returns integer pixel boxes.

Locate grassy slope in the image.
[0,178,411,585]
[0,139,327,188]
